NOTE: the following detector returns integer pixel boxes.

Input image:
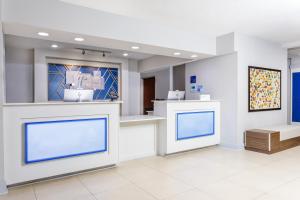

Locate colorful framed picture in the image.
[248,66,281,112]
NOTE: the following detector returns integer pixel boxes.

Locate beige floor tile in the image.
[226,166,296,192]
[78,169,130,195]
[256,178,300,200]
[142,156,205,174]
[162,189,216,200]
[94,184,156,200]
[33,177,90,200]
[6,146,300,200]
[168,162,237,187]
[116,164,167,184]
[199,179,265,200]
[0,186,36,200]
[135,176,193,199]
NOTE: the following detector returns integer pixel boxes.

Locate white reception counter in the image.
[3,101,122,185]
[154,100,221,155]
[2,100,221,186]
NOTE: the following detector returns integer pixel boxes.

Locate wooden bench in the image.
[245,126,300,154]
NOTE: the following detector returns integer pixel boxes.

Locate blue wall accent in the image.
[25,118,107,164]
[176,111,215,140]
[48,63,119,101]
[292,72,300,122]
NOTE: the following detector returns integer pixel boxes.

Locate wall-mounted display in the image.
[190,75,197,84]
[48,63,120,101]
[248,66,281,112]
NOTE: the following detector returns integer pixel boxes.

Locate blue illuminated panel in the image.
[25,118,107,164]
[176,111,214,140]
[292,72,300,122]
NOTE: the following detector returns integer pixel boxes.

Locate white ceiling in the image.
[61,0,300,45]
[5,35,154,60]
[4,23,203,60]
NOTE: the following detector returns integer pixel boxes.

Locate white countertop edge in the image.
[120,115,166,123]
[3,101,123,107]
[153,100,220,103]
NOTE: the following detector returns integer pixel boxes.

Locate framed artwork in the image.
[248,66,281,112]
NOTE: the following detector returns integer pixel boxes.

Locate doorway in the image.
[143,77,155,114]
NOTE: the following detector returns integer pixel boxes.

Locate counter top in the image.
[120,115,165,123]
[153,100,220,103]
[3,100,123,107]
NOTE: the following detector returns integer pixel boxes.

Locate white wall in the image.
[5,47,34,103]
[289,54,300,69]
[185,53,238,147]
[185,33,288,148]
[34,48,132,115]
[235,34,288,147]
[0,0,8,193]
[173,64,185,91]
[128,59,141,115]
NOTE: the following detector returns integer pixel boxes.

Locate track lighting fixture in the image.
[76,48,111,57]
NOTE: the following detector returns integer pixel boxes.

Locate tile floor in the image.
[2,146,300,200]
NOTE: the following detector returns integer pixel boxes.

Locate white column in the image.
[0,0,8,193]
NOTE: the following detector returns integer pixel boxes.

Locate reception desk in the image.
[154,100,220,155]
[2,101,121,185]
[119,115,165,161]
[2,100,220,186]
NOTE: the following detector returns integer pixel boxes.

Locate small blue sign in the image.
[190,75,197,84]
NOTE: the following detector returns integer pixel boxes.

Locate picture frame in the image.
[248,66,281,112]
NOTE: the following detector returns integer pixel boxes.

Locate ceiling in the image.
[60,0,300,45]
[4,23,204,60]
[5,35,154,60]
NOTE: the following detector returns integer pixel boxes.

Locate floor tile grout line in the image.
[75,176,98,200]
[223,170,300,197]
[32,185,39,200]
[115,160,201,199]
[115,171,162,200]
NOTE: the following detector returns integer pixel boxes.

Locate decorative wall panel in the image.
[48,63,119,100]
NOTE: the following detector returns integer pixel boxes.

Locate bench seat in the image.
[262,125,300,141]
[245,125,300,154]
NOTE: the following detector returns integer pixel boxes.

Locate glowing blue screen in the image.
[176,111,214,140]
[25,118,107,163]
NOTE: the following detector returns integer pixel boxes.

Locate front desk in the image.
[2,101,121,185]
[154,100,220,155]
[119,115,165,161]
[2,100,220,186]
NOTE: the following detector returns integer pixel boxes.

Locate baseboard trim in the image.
[0,179,7,195]
[7,164,115,188]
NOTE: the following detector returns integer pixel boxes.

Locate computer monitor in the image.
[64,89,94,102]
[168,90,185,100]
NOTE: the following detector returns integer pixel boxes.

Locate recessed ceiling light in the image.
[74,37,84,42]
[191,54,198,58]
[131,46,140,50]
[123,53,129,57]
[173,52,181,56]
[51,44,58,48]
[38,32,49,37]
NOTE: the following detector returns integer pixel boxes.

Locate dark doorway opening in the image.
[143,77,155,114]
